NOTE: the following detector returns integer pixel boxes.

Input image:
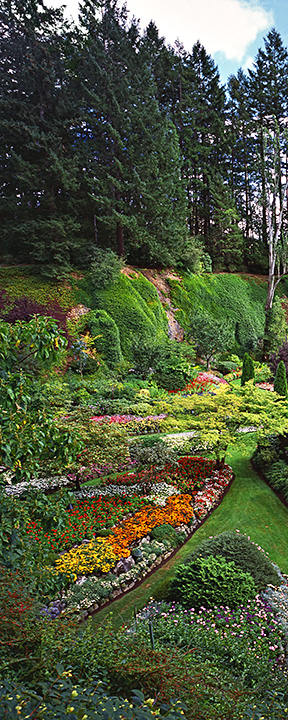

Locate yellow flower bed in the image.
[107,494,194,558]
[55,538,118,576]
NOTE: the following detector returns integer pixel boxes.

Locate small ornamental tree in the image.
[241,353,255,386]
[274,360,288,397]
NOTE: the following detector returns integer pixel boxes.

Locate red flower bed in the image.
[168,373,227,395]
[25,495,148,551]
[102,456,217,494]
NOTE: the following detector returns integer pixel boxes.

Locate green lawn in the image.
[91,435,288,631]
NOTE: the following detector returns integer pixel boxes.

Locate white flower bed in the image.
[3,476,71,497]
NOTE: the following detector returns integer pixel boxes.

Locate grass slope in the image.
[92,436,288,631]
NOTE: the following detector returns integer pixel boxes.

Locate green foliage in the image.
[274,360,288,396]
[170,273,266,356]
[63,409,129,469]
[92,274,167,360]
[184,531,280,591]
[265,297,287,352]
[0,317,82,478]
[169,555,256,609]
[129,441,177,470]
[241,353,255,386]
[152,340,194,391]
[266,460,288,501]
[189,311,234,368]
[0,678,187,720]
[150,524,182,548]
[88,309,123,368]
[90,249,124,289]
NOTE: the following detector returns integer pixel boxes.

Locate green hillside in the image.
[0,267,272,365]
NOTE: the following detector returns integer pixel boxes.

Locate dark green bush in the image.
[90,248,123,289]
[266,460,288,501]
[241,353,255,386]
[252,435,281,472]
[92,275,166,360]
[169,555,256,609]
[169,273,266,356]
[184,531,280,591]
[89,309,123,368]
[274,360,288,397]
[151,524,182,549]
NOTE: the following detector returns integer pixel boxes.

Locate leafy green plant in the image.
[184,531,280,591]
[266,460,288,500]
[169,555,256,609]
[90,248,123,289]
[150,524,182,549]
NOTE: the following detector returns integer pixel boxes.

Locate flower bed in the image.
[168,373,227,395]
[25,494,149,551]
[17,457,233,617]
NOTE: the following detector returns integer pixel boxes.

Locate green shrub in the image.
[266,460,288,500]
[169,273,266,356]
[169,555,256,609]
[89,309,123,368]
[274,360,288,397]
[90,248,123,289]
[151,524,182,549]
[184,531,280,591]
[241,353,255,386]
[129,441,177,470]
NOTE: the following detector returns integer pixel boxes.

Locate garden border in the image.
[250,459,288,511]
[77,471,235,621]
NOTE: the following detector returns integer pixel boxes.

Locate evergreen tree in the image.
[247,30,288,264]
[0,0,83,274]
[227,70,258,269]
[241,353,255,386]
[209,174,244,271]
[274,360,288,397]
[77,0,186,265]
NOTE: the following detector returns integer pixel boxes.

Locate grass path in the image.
[91,436,288,631]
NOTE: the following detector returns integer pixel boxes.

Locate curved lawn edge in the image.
[77,473,235,623]
[87,440,288,630]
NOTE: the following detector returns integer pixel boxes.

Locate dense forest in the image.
[1,0,288,278]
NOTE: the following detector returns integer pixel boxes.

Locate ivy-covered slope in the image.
[169,273,267,353]
[0,266,270,363]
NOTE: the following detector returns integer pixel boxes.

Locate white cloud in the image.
[127,0,273,61]
[47,0,273,62]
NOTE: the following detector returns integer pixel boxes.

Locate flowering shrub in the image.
[100,457,232,499]
[139,597,285,685]
[168,373,226,395]
[90,413,167,425]
[55,538,118,576]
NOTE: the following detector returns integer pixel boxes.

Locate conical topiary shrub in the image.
[274,360,287,397]
[241,353,255,386]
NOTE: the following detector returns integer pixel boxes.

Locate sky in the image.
[47,0,288,85]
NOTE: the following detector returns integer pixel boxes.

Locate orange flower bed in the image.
[107,494,194,558]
